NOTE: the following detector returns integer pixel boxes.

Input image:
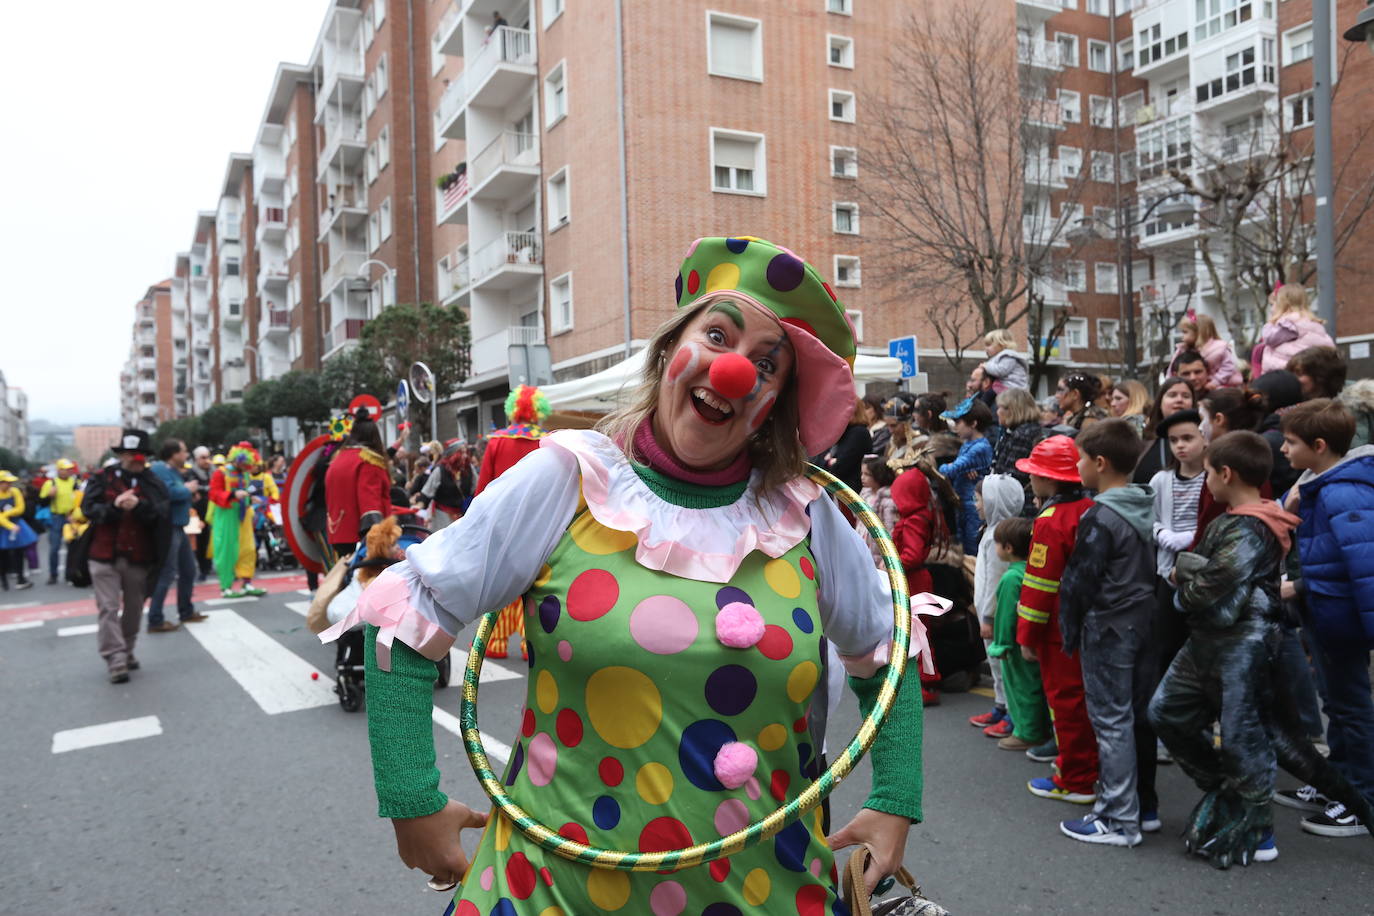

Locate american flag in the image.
[443,171,468,211]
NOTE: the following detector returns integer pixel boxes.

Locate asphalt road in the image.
[1,576,1370,915]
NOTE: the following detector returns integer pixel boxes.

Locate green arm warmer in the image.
[849,662,924,823]
[363,624,449,819]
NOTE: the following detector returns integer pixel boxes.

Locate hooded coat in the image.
[1059,484,1156,653]
[1258,316,1334,376]
[890,469,935,596]
[983,349,1029,391]
[973,475,1027,625]
[1292,444,1374,649]
[1338,379,1374,450]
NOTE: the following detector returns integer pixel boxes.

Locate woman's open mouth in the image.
[690,387,734,424]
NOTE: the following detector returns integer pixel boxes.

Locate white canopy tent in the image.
[543,349,915,413]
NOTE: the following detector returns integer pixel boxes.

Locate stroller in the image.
[324,512,449,712]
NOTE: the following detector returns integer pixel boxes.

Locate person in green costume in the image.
[323,237,939,914]
[988,519,1053,750]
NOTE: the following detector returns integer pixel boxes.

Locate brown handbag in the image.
[841,846,951,916]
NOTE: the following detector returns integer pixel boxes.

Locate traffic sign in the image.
[395,379,410,417]
[888,336,919,378]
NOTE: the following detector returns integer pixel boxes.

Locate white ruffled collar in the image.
[541,430,821,583]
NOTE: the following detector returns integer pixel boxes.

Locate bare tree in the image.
[860,0,1091,382]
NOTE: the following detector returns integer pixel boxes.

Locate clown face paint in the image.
[654,302,795,471]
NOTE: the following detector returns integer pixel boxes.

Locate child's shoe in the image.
[1140,810,1162,833]
[242,585,267,597]
[1060,814,1141,846]
[998,734,1034,751]
[1272,784,1329,813]
[1253,831,1278,862]
[983,719,1014,739]
[1301,802,1367,838]
[968,707,1006,728]
[921,686,941,707]
[1025,739,1058,762]
[1028,776,1095,804]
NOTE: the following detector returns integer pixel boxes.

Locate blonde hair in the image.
[984,328,1016,351]
[995,387,1040,427]
[1112,379,1150,417]
[597,295,807,494]
[1178,314,1221,346]
[1271,284,1318,322]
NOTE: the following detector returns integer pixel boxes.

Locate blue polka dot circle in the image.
[705,665,757,717]
[593,795,621,830]
[773,819,811,872]
[715,586,753,609]
[724,237,750,254]
[538,595,561,633]
[504,741,525,787]
[489,900,518,916]
[792,607,814,634]
[678,719,737,791]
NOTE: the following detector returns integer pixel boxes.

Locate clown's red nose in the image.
[709,352,756,400]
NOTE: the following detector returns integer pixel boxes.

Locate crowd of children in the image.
[855,317,1374,869]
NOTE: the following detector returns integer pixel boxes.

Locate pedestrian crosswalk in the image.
[52,715,163,754]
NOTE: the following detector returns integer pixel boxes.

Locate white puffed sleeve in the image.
[808,494,891,658]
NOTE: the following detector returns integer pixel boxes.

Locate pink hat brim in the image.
[785,322,856,455]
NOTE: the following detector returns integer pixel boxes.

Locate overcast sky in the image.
[1,2,329,427]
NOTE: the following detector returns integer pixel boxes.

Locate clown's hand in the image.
[392,799,488,887]
[827,808,910,895]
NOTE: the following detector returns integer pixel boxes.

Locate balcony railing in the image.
[434,71,470,140]
[261,206,286,225]
[1017,38,1062,70]
[1022,96,1064,130]
[1024,156,1066,188]
[466,26,535,96]
[472,231,543,284]
[322,250,367,295]
[1031,278,1069,305]
[471,325,546,376]
[1022,214,1068,248]
[265,308,291,331]
[324,318,366,354]
[259,262,289,286]
[440,255,471,302]
[469,130,539,189]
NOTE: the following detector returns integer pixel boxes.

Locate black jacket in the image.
[1059,485,1157,653]
[84,465,171,575]
[1258,412,1300,497]
[823,424,872,493]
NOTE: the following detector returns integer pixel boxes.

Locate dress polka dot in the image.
[704,664,757,716]
[765,252,806,292]
[569,513,638,556]
[479,866,495,891]
[532,564,552,588]
[639,815,692,853]
[536,670,559,714]
[558,822,589,845]
[629,595,699,655]
[774,820,811,872]
[649,880,687,916]
[593,795,621,830]
[799,556,815,580]
[705,262,741,294]
[715,586,753,609]
[808,858,822,878]
[786,661,819,704]
[586,869,631,911]
[725,237,750,253]
[557,639,573,662]
[490,900,518,916]
[566,568,619,621]
[456,902,480,916]
[540,867,554,888]
[710,858,731,883]
[791,607,814,634]
[822,281,838,302]
[714,798,750,836]
[503,741,525,787]
[745,776,762,800]
[495,812,512,851]
[757,723,788,751]
[599,756,624,787]
[743,868,772,906]
[587,667,662,748]
[537,908,563,916]
[678,719,737,791]
[757,625,794,661]
[538,595,561,633]
[675,273,684,304]
[636,761,675,805]
[556,708,584,747]
[702,903,742,916]
[505,852,537,900]
[796,883,827,916]
[522,708,536,737]
[764,558,802,598]
[527,732,558,786]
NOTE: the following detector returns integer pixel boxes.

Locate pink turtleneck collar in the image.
[633,418,752,487]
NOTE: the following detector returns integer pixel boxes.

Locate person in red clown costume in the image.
[208,442,267,598]
[475,385,550,658]
[324,409,393,558]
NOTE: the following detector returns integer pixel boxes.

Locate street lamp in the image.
[1345,0,1374,53]
[356,257,395,319]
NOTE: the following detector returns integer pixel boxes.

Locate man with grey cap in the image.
[186,445,215,581]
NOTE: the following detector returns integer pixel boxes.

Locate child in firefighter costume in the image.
[208,442,266,598]
[476,385,550,659]
[322,237,942,913]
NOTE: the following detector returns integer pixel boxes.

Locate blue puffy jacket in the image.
[1294,445,1374,649]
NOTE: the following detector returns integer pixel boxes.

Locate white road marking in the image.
[204,596,261,606]
[0,600,41,611]
[284,600,312,617]
[441,649,521,685]
[182,610,335,714]
[52,715,163,754]
[57,624,99,637]
[431,706,510,765]
[0,620,43,633]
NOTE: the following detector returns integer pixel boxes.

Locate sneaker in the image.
[242,585,267,597]
[998,734,1034,751]
[109,666,130,684]
[1273,784,1330,813]
[147,620,179,633]
[969,707,1007,728]
[983,719,1014,739]
[1301,802,1368,838]
[180,612,209,623]
[1253,831,1278,862]
[1140,810,1161,833]
[1028,776,1095,805]
[921,687,940,707]
[1025,739,1058,763]
[15,579,33,590]
[221,589,245,599]
[1060,814,1141,847]
[127,657,141,671]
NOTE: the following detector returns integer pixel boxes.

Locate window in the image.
[1063,317,1089,349]
[707,12,763,81]
[1089,95,1113,127]
[286,112,298,146]
[1091,151,1114,182]
[551,273,573,332]
[833,255,860,288]
[1119,90,1145,124]
[833,202,859,234]
[845,309,864,343]
[1097,319,1121,349]
[363,11,374,48]
[372,0,385,28]
[544,62,567,127]
[368,210,381,252]
[367,142,379,183]
[1088,39,1111,72]
[828,34,854,68]
[1195,0,1257,44]
[431,28,445,75]
[375,54,389,100]
[1119,150,1137,182]
[544,0,565,27]
[290,328,302,362]
[225,256,241,277]
[364,76,377,117]
[1095,262,1119,294]
[1063,260,1086,292]
[378,126,390,170]
[380,197,392,241]
[1059,90,1081,123]
[1286,91,1315,130]
[1086,0,1107,14]
[711,129,766,195]
[1197,44,1263,104]
[547,167,570,228]
[831,146,858,178]
[1058,146,1082,178]
[827,0,852,14]
[1137,23,1190,67]
[829,89,855,122]
[1284,23,1313,65]
[1056,33,1079,67]
[1117,38,1135,72]
[291,276,301,307]
[1093,206,1116,231]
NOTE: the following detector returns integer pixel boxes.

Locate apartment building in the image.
[187,212,216,415]
[119,280,176,428]
[0,370,29,457]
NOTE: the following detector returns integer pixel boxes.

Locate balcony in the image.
[471,325,546,378]
[1016,0,1062,23]
[319,45,365,111]
[1139,209,1200,249]
[137,355,156,371]
[1202,129,1279,166]
[318,118,367,181]
[1022,214,1069,249]
[435,0,462,57]
[1022,96,1064,133]
[256,206,287,244]
[1017,38,1062,71]
[1024,156,1067,190]
[440,255,471,306]
[318,187,368,240]
[190,264,208,286]
[435,169,469,226]
[1193,68,1277,118]
[258,261,289,290]
[254,149,285,196]
[321,250,368,298]
[323,318,366,358]
[471,231,543,290]
[262,308,291,337]
[1140,278,1198,312]
[434,72,469,142]
[466,26,537,109]
[1031,277,1069,306]
[137,377,157,396]
[469,131,540,201]
[136,326,156,345]
[222,299,244,327]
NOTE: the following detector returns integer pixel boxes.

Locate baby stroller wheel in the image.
[336,674,364,712]
[435,654,452,689]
